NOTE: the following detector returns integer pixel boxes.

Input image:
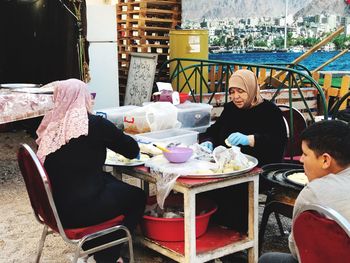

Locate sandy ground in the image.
[0,126,290,263]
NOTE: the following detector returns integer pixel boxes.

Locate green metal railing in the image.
[157,58,328,159]
[158,58,327,121]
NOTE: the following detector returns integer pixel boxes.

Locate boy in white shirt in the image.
[259,120,350,263]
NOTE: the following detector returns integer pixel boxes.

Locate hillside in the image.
[183,0,347,21]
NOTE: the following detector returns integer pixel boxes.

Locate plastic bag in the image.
[144,145,253,208]
[213,146,232,171]
[145,102,181,131]
[145,155,218,208]
[123,102,181,134]
[213,146,252,173]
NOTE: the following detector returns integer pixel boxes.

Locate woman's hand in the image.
[200,141,214,152]
[227,132,249,146]
[136,152,141,160]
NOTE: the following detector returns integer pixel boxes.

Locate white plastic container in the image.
[134,128,198,146]
[176,102,212,128]
[95,106,139,129]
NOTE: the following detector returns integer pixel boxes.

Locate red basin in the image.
[141,194,217,242]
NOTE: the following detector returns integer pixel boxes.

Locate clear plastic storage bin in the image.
[184,125,210,134]
[176,102,212,128]
[95,106,139,129]
[134,128,198,146]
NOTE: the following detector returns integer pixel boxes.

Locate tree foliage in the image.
[332,35,350,50]
[273,37,284,48]
[254,40,267,47]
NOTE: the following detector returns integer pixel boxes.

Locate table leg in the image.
[247,178,259,263]
[141,180,150,196]
[184,191,196,263]
[111,167,122,180]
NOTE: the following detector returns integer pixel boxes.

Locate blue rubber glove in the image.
[227,132,249,146]
[200,141,214,152]
[136,152,141,160]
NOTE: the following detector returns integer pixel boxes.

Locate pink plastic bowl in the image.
[163,147,193,163]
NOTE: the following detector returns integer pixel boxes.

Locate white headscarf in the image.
[229,69,264,109]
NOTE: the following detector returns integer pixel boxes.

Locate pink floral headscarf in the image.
[36,79,92,163]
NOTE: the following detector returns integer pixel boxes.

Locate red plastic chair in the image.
[293,204,350,263]
[17,144,134,263]
[278,105,307,163]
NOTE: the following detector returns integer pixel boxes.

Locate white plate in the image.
[104,149,149,167]
[105,159,145,167]
[0,83,41,89]
[182,155,258,179]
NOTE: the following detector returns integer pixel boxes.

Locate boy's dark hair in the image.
[300,120,350,167]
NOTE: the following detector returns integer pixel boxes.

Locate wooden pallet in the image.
[117,0,181,102]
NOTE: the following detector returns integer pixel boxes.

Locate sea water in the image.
[209,51,350,71]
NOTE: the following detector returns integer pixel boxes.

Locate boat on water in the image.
[245,47,273,53]
[288,46,305,53]
[274,48,288,53]
[245,48,288,53]
[210,47,246,54]
[210,46,287,54]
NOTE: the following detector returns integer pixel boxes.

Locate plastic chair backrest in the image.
[293,204,350,263]
[17,144,59,232]
[278,105,307,158]
[330,91,350,122]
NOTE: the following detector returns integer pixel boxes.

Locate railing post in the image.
[288,72,295,159]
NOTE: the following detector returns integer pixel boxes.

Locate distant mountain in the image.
[182,0,348,21]
[294,0,348,18]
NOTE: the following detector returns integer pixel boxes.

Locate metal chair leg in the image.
[35,225,48,263]
[274,212,286,236]
[259,204,273,255]
[126,230,134,263]
[72,249,81,263]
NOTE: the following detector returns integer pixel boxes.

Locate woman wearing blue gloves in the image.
[199,69,287,166]
[199,69,287,234]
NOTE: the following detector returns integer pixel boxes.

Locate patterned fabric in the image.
[36,79,92,163]
[0,90,53,124]
[228,69,264,109]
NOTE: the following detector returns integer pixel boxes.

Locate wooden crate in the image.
[117,0,181,103]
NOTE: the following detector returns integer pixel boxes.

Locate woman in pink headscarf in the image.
[36,79,145,263]
[199,69,287,236]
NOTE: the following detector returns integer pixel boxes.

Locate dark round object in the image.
[282,169,307,188]
[260,163,304,191]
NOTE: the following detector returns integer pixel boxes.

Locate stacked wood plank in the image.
[117,0,181,102]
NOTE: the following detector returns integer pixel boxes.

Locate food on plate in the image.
[115,153,145,163]
[225,139,232,147]
[194,169,215,175]
[225,160,248,170]
[138,143,162,156]
[105,149,149,164]
[214,159,254,174]
[287,172,308,185]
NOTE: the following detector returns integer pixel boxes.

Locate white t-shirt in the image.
[288,166,350,259]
